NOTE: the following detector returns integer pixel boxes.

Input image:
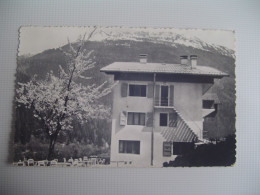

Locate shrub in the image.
[163,134,236,167]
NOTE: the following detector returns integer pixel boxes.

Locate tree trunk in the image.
[46,122,61,160]
[47,135,57,160]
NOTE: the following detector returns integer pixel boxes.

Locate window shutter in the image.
[146,112,153,127]
[155,85,160,106]
[120,111,127,126]
[147,84,154,98]
[121,83,128,97]
[169,112,177,127]
[169,85,174,106]
[163,142,172,157]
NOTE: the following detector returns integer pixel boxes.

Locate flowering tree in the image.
[16,28,115,160]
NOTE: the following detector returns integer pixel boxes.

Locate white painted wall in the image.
[110,80,153,167]
[173,82,203,139]
[110,79,204,167]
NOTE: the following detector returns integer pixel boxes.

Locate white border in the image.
[0,1,259,194]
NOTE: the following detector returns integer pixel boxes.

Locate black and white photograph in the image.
[13,26,236,167]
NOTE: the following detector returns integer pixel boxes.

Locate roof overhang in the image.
[100,62,229,79]
[100,70,228,79]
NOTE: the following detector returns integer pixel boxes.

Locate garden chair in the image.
[27,159,34,166]
[37,161,45,166]
[68,157,73,165]
[72,159,79,167]
[50,160,58,166]
[17,160,25,166]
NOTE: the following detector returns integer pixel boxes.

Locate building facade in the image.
[101,55,228,167]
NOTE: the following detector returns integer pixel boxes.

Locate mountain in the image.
[88,28,235,58]
[15,38,236,159]
[19,27,235,59]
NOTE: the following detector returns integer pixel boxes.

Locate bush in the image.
[163,134,236,167]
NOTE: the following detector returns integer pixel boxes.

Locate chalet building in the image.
[100,54,228,167]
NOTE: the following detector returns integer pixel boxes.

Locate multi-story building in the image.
[101,54,228,167]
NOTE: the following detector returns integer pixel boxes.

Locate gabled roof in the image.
[100,62,229,77]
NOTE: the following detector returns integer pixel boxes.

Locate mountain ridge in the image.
[19,28,235,58]
[91,28,235,58]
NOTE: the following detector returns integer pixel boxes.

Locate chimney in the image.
[190,55,198,69]
[180,55,188,65]
[139,54,148,64]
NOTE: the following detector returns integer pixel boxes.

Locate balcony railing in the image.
[154,99,173,107]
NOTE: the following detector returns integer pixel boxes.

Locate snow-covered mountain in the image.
[89,27,235,58]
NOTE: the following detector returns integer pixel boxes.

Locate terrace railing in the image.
[154,99,173,107]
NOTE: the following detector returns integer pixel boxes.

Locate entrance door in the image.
[161,86,168,106]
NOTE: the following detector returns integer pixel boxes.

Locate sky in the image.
[19,26,235,56]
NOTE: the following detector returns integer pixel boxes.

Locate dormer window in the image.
[129,84,146,97]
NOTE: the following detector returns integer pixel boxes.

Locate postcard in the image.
[13,26,236,167]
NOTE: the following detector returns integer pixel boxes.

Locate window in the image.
[172,142,194,155]
[127,112,145,125]
[119,140,140,154]
[160,113,168,126]
[155,85,174,107]
[203,100,214,109]
[129,84,146,97]
[169,112,178,127]
[160,86,168,106]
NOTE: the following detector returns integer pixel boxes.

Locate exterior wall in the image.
[153,132,177,167]
[174,82,203,139]
[110,79,204,167]
[154,82,203,139]
[110,80,154,167]
[110,119,152,167]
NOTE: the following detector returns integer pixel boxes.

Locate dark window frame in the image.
[203,100,215,109]
[160,85,169,106]
[119,140,140,154]
[129,84,147,97]
[127,112,146,126]
[160,113,168,126]
[169,112,178,127]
